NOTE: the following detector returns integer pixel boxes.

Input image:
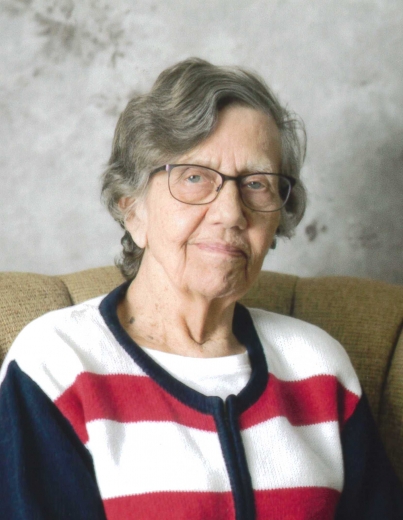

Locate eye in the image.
[180,167,215,186]
[246,179,265,190]
[186,174,202,184]
[241,175,272,191]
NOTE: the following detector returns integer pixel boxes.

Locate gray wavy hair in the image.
[101,58,307,280]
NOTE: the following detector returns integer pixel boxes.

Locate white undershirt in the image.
[141,347,252,400]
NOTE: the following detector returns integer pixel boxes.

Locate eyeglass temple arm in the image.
[150,165,169,176]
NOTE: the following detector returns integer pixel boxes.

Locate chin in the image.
[193,271,251,302]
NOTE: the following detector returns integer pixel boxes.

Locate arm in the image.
[0,361,107,520]
[336,392,403,519]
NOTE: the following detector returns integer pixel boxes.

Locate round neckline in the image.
[99,282,269,415]
[141,346,251,375]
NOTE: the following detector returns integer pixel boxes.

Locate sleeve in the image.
[336,392,403,519]
[0,360,107,520]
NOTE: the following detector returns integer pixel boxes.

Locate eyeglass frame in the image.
[149,163,296,213]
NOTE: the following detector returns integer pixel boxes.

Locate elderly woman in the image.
[0,58,402,520]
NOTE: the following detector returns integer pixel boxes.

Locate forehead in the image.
[178,105,281,172]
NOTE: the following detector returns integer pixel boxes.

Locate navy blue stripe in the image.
[232,303,269,413]
[213,398,243,518]
[336,393,403,519]
[213,395,256,520]
[99,283,265,520]
[99,283,268,417]
[227,394,256,519]
[0,361,107,520]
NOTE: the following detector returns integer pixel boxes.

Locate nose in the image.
[207,178,247,229]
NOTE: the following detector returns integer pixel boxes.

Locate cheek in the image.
[250,217,279,256]
[148,202,207,251]
[250,232,270,260]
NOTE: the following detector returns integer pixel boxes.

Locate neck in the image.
[118,260,244,358]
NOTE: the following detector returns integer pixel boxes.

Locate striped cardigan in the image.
[0,283,402,519]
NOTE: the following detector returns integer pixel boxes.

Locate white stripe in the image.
[249,307,361,396]
[86,420,231,499]
[86,416,344,500]
[1,299,146,399]
[242,416,343,491]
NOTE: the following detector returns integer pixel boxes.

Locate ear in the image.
[118,197,148,249]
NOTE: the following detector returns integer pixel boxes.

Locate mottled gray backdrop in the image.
[1,0,402,284]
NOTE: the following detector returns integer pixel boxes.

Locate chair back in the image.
[1,266,402,481]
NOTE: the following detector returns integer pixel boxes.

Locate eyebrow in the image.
[240,162,279,174]
[195,161,279,174]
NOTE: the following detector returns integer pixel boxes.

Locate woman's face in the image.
[125,104,282,302]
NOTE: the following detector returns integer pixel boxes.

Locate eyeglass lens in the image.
[168,165,291,212]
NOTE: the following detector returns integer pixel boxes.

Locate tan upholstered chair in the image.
[1,266,402,482]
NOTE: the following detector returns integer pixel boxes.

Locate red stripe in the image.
[55,373,217,441]
[54,379,89,444]
[240,374,359,430]
[103,491,235,520]
[102,487,339,520]
[54,372,359,443]
[255,487,340,519]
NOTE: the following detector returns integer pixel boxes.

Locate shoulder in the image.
[0,294,141,400]
[247,307,361,396]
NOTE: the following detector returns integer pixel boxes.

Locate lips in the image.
[194,241,248,258]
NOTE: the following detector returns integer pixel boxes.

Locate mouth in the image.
[194,241,248,258]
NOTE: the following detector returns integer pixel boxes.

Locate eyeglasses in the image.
[150,164,295,213]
